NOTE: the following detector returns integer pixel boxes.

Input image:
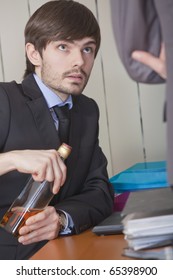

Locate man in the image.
[0,0,114,259]
[111,0,173,186]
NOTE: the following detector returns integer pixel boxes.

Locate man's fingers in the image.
[18,207,60,244]
[132,51,157,68]
[132,50,167,80]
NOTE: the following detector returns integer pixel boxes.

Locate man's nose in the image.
[71,49,85,67]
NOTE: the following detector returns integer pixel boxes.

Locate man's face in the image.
[35,38,96,101]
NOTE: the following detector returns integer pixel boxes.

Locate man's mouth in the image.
[65,73,84,83]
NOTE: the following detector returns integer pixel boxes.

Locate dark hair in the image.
[24,0,101,78]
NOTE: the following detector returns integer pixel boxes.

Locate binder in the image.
[110,161,168,193]
[122,186,173,217]
[92,212,123,235]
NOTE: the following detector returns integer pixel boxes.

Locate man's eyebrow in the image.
[84,40,96,46]
[55,39,97,48]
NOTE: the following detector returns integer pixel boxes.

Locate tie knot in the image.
[53,105,69,120]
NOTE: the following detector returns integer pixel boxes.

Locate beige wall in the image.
[0,0,166,177]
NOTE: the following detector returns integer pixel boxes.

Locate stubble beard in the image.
[41,68,89,98]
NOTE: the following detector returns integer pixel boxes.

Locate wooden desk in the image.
[30,230,130,260]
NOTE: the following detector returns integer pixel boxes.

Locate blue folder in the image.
[110,161,168,193]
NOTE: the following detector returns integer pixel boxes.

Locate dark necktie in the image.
[53,105,70,144]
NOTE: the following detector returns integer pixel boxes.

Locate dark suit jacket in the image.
[0,74,114,259]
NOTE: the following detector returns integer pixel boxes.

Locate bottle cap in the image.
[57,143,72,160]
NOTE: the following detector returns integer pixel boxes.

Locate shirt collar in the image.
[33,73,73,109]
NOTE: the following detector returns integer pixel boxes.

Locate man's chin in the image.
[56,82,86,96]
[58,88,82,96]
[66,84,84,95]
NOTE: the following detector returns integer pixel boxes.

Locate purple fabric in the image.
[114,192,130,211]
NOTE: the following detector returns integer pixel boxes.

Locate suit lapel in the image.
[22,75,60,149]
[68,100,81,172]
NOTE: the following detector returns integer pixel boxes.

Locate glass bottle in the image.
[0,143,72,237]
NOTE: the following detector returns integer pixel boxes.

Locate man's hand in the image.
[18,206,62,245]
[2,149,67,194]
[132,43,167,80]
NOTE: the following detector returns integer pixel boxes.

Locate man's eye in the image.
[58,45,67,51]
[83,47,93,54]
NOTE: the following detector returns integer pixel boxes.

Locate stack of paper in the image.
[122,209,173,250]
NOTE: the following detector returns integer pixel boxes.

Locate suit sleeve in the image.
[56,144,114,234]
[110,0,165,84]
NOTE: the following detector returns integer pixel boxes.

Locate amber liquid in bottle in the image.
[0,207,42,237]
[0,143,72,237]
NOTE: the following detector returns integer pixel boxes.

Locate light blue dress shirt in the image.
[33,73,73,130]
[33,74,74,235]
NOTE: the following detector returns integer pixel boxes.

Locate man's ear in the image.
[25,43,41,66]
